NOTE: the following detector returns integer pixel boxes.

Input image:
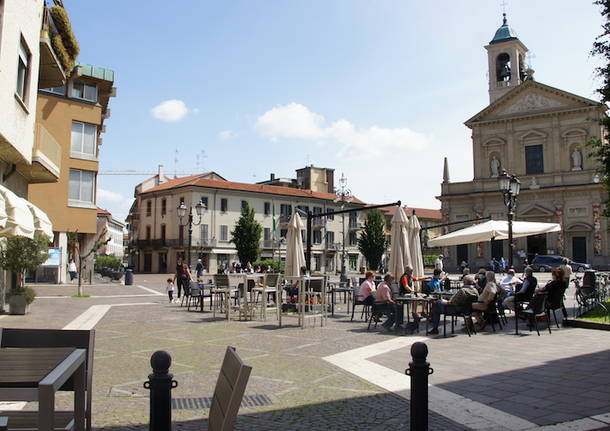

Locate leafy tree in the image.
[231,203,262,265]
[588,0,610,216]
[357,209,386,271]
[68,229,111,296]
[0,232,50,302]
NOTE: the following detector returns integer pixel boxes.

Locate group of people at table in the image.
[358,259,572,335]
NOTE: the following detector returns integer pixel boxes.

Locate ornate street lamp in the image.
[498,170,520,270]
[333,173,353,278]
[177,198,206,268]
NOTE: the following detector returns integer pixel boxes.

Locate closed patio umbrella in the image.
[285,213,306,277]
[0,185,35,239]
[388,207,411,280]
[408,213,425,279]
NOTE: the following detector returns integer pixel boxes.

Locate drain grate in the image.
[172,394,273,410]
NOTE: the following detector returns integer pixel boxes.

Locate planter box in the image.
[8,295,29,315]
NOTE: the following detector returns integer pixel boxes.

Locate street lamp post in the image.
[498,170,522,335]
[177,199,206,268]
[498,170,521,270]
[334,173,353,279]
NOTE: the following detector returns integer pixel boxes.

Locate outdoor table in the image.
[395,295,438,334]
[0,347,86,431]
[281,276,326,328]
[233,274,265,320]
[199,282,214,312]
[329,283,352,317]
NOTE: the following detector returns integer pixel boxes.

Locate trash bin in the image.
[125,269,134,286]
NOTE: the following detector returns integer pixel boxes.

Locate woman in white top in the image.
[358,270,376,305]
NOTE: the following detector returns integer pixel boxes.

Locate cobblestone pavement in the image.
[1,273,608,430]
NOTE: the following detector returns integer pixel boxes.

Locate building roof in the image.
[75,62,114,82]
[489,14,519,45]
[141,176,365,204]
[376,205,442,220]
[97,207,111,216]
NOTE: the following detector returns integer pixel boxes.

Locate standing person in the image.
[68,259,78,282]
[499,257,507,273]
[166,278,175,303]
[195,259,204,279]
[173,258,192,300]
[434,255,444,272]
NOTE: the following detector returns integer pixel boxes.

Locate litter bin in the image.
[125,269,134,286]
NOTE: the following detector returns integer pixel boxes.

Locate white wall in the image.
[0,0,43,164]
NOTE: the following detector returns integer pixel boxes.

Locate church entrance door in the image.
[527,234,547,263]
[572,236,587,263]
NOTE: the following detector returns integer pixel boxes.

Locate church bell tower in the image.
[485,14,529,103]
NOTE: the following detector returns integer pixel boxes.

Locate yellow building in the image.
[29,63,115,283]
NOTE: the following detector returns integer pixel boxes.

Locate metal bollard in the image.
[405,342,433,431]
[143,350,178,431]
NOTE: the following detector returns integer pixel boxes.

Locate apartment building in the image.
[127,167,367,274]
[96,208,125,258]
[28,63,115,282]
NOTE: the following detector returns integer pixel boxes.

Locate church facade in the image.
[438,15,608,270]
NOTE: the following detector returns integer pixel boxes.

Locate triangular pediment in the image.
[519,204,555,218]
[465,80,603,126]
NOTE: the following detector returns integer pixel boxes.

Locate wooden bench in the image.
[209,346,252,431]
[0,412,73,431]
[0,329,94,431]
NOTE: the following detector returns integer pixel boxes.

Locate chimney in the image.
[157,164,165,185]
[270,173,275,181]
[443,157,450,184]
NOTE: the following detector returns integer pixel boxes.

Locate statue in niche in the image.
[490,156,501,177]
[571,148,583,171]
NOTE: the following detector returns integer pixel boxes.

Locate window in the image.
[69,169,95,204]
[42,86,66,95]
[296,205,309,215]
[314,255,321,271]
[201,224,209,243]
[71,80,98,102]
[160,224,166,241]
[241,200,248,210]
[313,230,322,244]
[179,197,185,205]
[326,231,335,246]
[146,226,151,241]
[146,200,152,217]
[71,121,97,157]
[161,199,167,216]
[280,204,292,220]
[327,208,334,221]
[16,38,30,102]
[220,225,229,241]
[201,196,208,209]
[221,198,228,212]
[264,228,271,241]
[349,255,358,271]
[280,229,288,239]
[349,231,358,246]
[525,145,544,174]
[264,202,271,216]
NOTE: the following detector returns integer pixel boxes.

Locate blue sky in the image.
[66,0,605,222]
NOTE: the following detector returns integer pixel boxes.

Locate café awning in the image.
[0,184,53,240]
[427,220,560,247]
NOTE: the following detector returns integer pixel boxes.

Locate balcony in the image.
[325,242,338,251]
[29,124,61,183]
[263,240,273,248]
[38,9,67,89]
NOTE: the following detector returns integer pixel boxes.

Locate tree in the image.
[588,0,610,216]
[0,232,50,302]
[67,229,110,296]
[357,209,386,271]
[231,203,263,265]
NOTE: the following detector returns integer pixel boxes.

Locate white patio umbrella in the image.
[0,185,35,239]
[427,220,561,247]
[408,213,425,279]
[284,213,306,276]
[388,207,411,279]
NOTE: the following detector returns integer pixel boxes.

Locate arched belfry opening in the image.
[496,53,511,82]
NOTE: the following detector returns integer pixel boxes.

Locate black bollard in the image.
[405,342,433,431]
[143,350,178,431]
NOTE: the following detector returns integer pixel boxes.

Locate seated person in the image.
[427,275,479,335]
[500,269,522,295]
[536,268,564,295]
[358,270,376,306]
[475,268,487,292]
[503,266,537,311]
[471,271,498,330]
[399,265,431,294]
[426,269,443,294]
[460,267,471,280]
[375,274,398,330]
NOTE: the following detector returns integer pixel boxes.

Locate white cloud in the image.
[97,188,133,224]
[217,130,238,140]
[255,103,431,160]
[151,99,190,122]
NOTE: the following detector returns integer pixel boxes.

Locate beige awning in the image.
[0,184,53,240]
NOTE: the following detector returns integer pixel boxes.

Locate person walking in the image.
[195,258,204,279]
[173,258,192,300]
[68,259,78,282]
[166,278,175,303]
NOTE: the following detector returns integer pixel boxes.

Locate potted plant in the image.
[0,233,49,315]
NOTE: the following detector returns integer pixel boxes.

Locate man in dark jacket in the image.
[504,266,537,311]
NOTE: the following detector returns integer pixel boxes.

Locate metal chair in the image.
[522,292,552,336]
[187,281,202,311]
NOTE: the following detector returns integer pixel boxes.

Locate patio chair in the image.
[212,275,231,318]
[367,302,394,331]
[187,281,202,311]
[208,346,252,431]
[546,282,569,329]
[442,307,476,337]
[473,294,503,332]
[0,328,95,431]
[522,292,552,336]
[252,274,280,320]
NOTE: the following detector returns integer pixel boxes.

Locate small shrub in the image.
[423,255,438,267]
[253,259,283,273]
[50,6,79,59]
[50,31,74,73]
[95,256,123,272]
[6,286,36,305]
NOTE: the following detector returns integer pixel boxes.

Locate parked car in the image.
[530,255,591,272]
